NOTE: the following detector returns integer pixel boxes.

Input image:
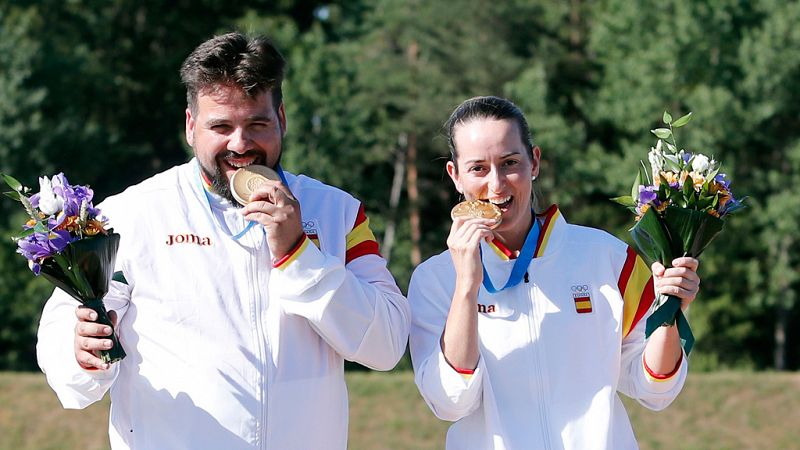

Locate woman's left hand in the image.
[651,257,700,310]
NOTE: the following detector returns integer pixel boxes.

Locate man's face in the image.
[185,84,286,203]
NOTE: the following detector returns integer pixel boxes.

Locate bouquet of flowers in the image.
[613,111,745,354]
[2,172,126,364]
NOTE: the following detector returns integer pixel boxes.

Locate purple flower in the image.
[638,185,658,205]
[719,194,740,217]
[715,173,731,190]
[16,230,74,272]
[51,173,95,217]
[682,152,692,164]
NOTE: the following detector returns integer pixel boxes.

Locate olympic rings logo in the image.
[570,285,590,293]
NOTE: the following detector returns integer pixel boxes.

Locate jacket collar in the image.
[484,205,565,261]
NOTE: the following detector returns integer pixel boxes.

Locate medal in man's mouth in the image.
[218,152,269,178]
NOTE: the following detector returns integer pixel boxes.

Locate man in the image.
[37,32,410,450]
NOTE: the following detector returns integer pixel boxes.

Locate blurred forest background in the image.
[1,0,798,373]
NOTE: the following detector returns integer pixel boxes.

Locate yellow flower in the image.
[56,215,80,233]
[83,219,106,236]
[690,172,705,191]
[718,190,732,208]
[635,204,651,221]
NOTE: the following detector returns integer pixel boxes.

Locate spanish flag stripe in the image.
[345,209,381,263]
[488,239,512,261]
[575,300,592,309]
[346,220,377,251]
[273,236,310,270]
[199,170,214,191]
[631,277,655,332]
[346,240,380,264]
[534,205,560,258]
[353,204,368,228]
[618,247,637,294]
[621,254,655,337]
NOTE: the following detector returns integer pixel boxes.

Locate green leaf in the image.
[2,174,23,192]
[3,191,21,201]
[631,172,642,201]
[706,166,719,183]
[663,111,673,124]
[683,176,695,198]
[651,128,672,139]
[13,228,36,239]
[672,112,693,128]
[33,222,48,233]
[663,156,682,172]
[612,195,637,207]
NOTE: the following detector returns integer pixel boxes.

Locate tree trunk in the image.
[774,306,787,371]
[406,41,421,267]
[406,131,421,266]
[382,133,407,263]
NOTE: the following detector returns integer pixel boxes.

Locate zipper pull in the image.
[524,272,529,283]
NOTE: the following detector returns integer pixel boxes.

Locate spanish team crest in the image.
[571,284,593,314]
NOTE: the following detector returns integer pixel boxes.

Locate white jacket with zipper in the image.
[37,159,410,450]
[409,206,686,450]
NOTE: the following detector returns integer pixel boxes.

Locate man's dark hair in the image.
[180,32,286,113]
[445,96,534,169]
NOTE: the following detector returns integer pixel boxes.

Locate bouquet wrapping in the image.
[3,173,126,364]
[614,111,745,354]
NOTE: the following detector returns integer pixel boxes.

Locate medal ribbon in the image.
[199,162,289,241]
[480,215,541,293]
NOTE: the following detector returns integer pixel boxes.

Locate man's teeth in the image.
[227,159,256,168]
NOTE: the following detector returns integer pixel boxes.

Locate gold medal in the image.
[450,200,502,228]
[229,165,281,205]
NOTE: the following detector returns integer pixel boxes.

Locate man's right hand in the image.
[74,306,117,371]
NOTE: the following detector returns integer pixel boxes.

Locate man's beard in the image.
[199,148,282,205]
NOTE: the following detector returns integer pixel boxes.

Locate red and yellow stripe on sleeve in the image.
[345,204,380,264]
[619,246,656,338]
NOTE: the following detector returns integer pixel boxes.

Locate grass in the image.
[1,371,799,449]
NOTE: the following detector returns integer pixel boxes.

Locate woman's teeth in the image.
[489,197,512,208]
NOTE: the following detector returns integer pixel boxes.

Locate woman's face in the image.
[447,118,540,241]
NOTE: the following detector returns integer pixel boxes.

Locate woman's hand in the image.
[651,257,700,310]
[447,216,496,294]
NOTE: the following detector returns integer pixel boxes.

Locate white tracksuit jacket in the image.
[409,206,687,450]
[36,159,410,450]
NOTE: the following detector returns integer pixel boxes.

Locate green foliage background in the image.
[1,0,798,371]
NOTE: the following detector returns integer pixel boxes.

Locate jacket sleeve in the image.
[408,263,484,421]
[616,247,687,410]
[269,213,410,371]
[36,275,131,409]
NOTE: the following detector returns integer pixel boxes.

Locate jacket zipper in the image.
[527,280,553,449]
[248,232,269,449]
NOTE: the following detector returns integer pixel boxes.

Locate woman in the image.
[408,96,699,449]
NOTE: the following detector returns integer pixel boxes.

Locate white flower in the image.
[648,140,664,180]
[692,154,711,174]
[38,176,63,216]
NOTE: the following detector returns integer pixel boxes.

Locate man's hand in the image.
[241,179,304,260]
[74,306,117,370]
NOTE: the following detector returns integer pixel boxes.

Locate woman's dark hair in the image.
[445,96,534,167]
[180,32,285,113]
